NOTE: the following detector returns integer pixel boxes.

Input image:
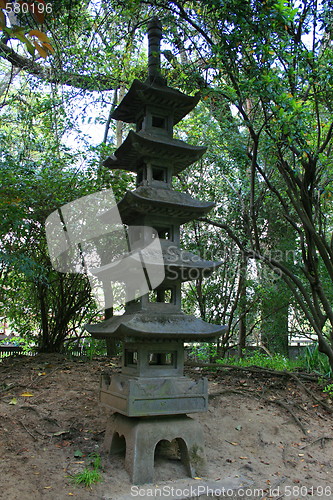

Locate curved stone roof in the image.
[115,186,215,224]
[111,79,201,125]
[86,310,226,341]
[103,130,206,174]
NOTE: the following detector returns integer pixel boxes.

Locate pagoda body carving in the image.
[86,18,227,484]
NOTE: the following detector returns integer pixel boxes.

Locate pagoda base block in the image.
[100,373,208,416]
[103,412,207,484]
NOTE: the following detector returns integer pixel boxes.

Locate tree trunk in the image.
[261,282,289,356]
[38,283,51,352]
[238,253,247,358]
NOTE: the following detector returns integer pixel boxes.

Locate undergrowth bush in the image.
[190,342,333,378]
[218,351,303,372]
[301,344,332,377]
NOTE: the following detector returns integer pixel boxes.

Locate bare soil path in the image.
[1,354,332,499]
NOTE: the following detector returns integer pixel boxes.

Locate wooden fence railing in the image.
[0,346,24,359]
[0,346,102,359]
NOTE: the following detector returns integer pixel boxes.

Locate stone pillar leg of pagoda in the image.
[102,413,207,485]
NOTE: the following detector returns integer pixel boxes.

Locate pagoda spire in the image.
[147,17,163,83]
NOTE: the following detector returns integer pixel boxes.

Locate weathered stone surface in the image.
[86,310,227,340]
[100,374,208,416]
[114,186,215,224]
[104,130,207,173]
[121,340,185,377]
[109,79,201,125]
[103,413,207,485]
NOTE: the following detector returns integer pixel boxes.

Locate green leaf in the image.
[26,41,35,56]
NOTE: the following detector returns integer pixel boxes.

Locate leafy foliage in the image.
[0,0,54,57]
[0,79,101,351]
[302,344,333,378]
[152,0,333,367]
[221,351,304,373]
[1,0,333,366]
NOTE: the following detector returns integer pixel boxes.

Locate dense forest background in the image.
[1,0,333,370]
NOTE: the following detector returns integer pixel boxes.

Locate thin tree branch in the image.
[0,42,118,91]
[318,121,333,154]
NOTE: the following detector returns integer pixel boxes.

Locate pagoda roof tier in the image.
[164,248,222,281]
[111,79,201,125]
[110,186,214,225]
[86,311,227,341]
[103,130,206,174]
[90,245,222,283]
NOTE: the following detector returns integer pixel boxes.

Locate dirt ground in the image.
[0,353,333,500]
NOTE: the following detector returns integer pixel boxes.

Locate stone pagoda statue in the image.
[86,18,227,485]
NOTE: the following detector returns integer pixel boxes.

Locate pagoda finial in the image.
[147,17,163,83]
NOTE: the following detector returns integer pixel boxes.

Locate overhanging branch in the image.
[0,42,118,91]
[198,217,325,333]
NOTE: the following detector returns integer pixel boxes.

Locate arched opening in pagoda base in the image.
[154,438,189,481]
[110,432,126,458]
